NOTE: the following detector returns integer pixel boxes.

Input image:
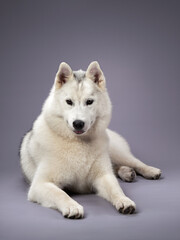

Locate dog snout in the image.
[73,120,85,130]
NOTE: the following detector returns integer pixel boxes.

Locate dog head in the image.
[44,61,112,137]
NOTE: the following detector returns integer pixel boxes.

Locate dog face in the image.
[57,77,99,135]
[51,61,110,136]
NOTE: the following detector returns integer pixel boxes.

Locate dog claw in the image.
[119,206,135,214]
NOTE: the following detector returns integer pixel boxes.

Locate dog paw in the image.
[142,166,162,180]
[62,202,84,219]
[118,166,136,182]
[115,196,136,214]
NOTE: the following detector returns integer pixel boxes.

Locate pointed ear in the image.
[86,61,106,89]
[55,62,73,89]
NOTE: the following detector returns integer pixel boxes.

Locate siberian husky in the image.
[20,61,161,219]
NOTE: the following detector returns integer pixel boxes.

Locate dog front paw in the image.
[62,201,84,219]
[114,196,136,214]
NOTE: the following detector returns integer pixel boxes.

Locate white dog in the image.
[20,61,161,219]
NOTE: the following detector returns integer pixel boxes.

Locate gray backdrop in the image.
[0,0,180,240]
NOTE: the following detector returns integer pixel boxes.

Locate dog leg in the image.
[28,179,84,219]
[93,173,136,214]
[107,129,161,179]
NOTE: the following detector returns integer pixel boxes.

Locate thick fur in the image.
[20,61,161,219]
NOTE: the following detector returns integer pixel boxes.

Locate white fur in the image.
[20,61,161,218]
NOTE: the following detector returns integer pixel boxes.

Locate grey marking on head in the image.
[73,70,86,83]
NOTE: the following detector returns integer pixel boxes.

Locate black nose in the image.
[73,120,85,130]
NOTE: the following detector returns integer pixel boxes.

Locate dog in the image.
[20,61,161,219]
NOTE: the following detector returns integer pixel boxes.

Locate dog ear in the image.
[86,61,106,89]
[55,62,73,89]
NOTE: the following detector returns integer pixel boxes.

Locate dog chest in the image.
[51,139,103,188]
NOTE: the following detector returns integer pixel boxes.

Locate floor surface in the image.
[1,169,180,240]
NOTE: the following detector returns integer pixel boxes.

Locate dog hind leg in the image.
[107,129,161,180]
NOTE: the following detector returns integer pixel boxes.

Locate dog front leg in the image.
[28,180,84,219]
[93,173,136,214]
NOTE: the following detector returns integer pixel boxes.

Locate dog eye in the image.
[66,99,73,105]
[86,99,94,105]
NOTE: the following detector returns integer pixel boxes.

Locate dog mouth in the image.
[73,130,85,135]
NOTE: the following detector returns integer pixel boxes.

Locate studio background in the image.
[0,1,180,240]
